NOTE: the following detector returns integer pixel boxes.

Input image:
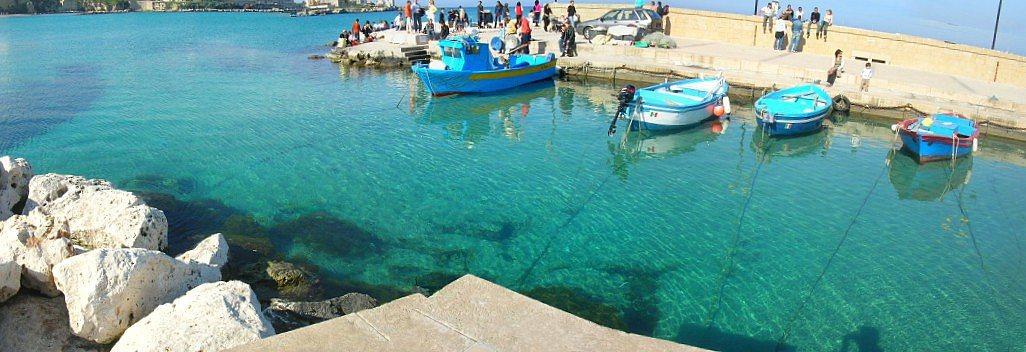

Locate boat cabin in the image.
[438,37,496,71]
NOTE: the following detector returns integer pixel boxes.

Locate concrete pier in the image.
[228,275,706,351]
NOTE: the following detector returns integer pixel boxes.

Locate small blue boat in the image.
[411,35,557,96]
[623,77,730,131]
[893,114,978,163]
[754,84,833,136]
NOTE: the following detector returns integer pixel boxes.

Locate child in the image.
[860,62,874,92]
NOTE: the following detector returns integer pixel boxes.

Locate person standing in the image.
[795,6,803,21]
[567,0,577,27]
[477,1,485,27]
[494,1,503,27]
[532,0,541,26]
[514,1,523,23]
[404,1,413,33]
[519,14,532,53]
[789,16,803,52]
[859,62,874,92]
[428,0,438,29]
[781,4,792,20]
[807,7,820,38]
[412,0,422,31]
[542,2,552,31]
[826,49,845,86]
[761,3,773,33]
[352,19,362,42]
[818,9,833,40]
[559,21,576,57]
[772,14,786,50]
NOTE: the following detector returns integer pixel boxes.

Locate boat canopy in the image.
[439,36,495,71]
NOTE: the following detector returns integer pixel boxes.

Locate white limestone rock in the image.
[111,281,275,352]
[51,234,227,343]
[22,173,168,251]
[0,156,33,221]
[0,254,20,303]
[0,293,111,352]
[0,213,75,297]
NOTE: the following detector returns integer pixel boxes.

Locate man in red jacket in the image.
[519,15,531,54]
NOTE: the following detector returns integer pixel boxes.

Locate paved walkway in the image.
[228,275,706,352]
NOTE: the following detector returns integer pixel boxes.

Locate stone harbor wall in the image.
[550,3,1026,88]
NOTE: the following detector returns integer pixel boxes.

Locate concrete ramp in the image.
[228,275,707,352]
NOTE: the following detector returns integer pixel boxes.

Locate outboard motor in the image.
[608,85,637,136]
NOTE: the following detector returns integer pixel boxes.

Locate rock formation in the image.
[0,212,75,297]
[0,156,33,221]
[51,233,227,343]
[0,253,20,303]
[264,292,378,331]
[22,173,168,251]
[110,281,274,352]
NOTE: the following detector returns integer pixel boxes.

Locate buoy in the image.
[922,117,934,127]
[711,121,724,134]
[890,124,898,132]
[713,105,725,117]
[722,96,732,115]
[521,104,530,117]
[972,138,979,152]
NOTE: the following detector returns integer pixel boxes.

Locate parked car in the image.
[575,8,662,40]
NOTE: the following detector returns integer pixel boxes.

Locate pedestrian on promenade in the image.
[543,2,552,31]
[567,0,577,27]
[773,14,787,50]
[428,0,438,27]
[818,9,833,40]
[519,14,532,53]
[533,0,541,26]
[494,1,503,27]
[412,0,422,31]
[459,6,468,30]
[782,4,792,20]
[352,19,362,41]
[807,7,819,38]
[826,49,845,86]
[404,1,413,33]
[440,9,446,26]
[796,6,803,20]
[559,21,577,57]
[515,1,523,22]
[660,3,670,34]
[859,62,874,92]
[477,1,485,27]
[789,16,803,52]
[761,3,773,33]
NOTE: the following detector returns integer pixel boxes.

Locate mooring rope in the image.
[774,154,890,350]
[704,123,767,327]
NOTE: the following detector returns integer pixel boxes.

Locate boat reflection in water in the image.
[416,81,556,147]
[887,150,973,202]
[610,121,725,180]
[749,125,830,162]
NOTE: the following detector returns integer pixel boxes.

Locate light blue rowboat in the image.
[624,77,730,131]
[754,84,833,136]
[411,35,557,96]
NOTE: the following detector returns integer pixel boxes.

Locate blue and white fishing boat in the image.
[893,113,979,163]
[411,35,557,96]
[621,77,731,131]
[754,84,832,136]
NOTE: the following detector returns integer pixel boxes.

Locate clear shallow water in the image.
[3,12,1026,351]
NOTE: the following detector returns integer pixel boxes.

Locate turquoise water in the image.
[4,13,1026,351]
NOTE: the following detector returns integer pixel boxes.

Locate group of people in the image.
[338,19,388,47]
[763,2,833,52]
[824,49,874,91]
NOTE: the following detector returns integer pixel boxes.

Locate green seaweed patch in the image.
[523,286,628,331]
[319,275,413,303]
[268,212,383,259]
[675,322,796,352]
[132,191,243,255]
[120,174,197,195]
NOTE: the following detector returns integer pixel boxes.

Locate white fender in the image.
[722,96,732,115]
[972,138,979,152]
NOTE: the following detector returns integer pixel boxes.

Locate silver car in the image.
[575,8,663,40]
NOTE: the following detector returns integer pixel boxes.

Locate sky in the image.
[432,0,1024,55]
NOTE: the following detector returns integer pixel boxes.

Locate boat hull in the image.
[896,118,976,163]
[627,101,719,131]
[755,109,830,136]
[412,56,558,96]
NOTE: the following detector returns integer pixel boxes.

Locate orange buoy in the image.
[713,105,725,117]
[711,121,724,134]
[521,104,530,117]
